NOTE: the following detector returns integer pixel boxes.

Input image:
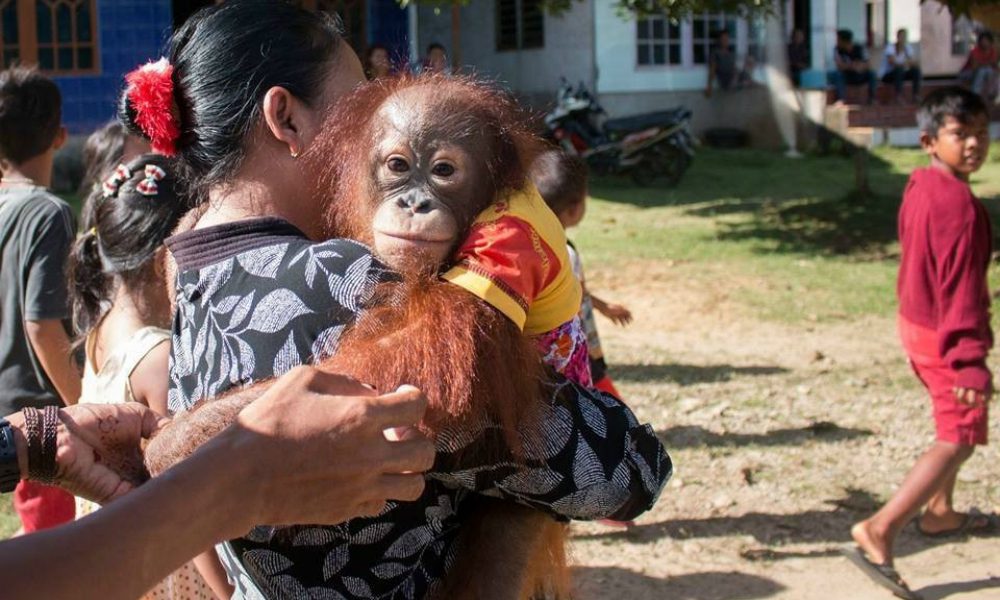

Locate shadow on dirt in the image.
[917,577,1000,600]
[573,488,963,562]
[610,363,788,386]
[572,567,785,600]
[657,422,873,449]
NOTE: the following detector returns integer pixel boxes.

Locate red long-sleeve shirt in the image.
[898,166,994,391]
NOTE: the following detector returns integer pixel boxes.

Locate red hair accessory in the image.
[125,58,180,157]
[101,164,132,198]
[136,165,167,197]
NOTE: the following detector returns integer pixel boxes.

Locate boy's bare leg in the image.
[919,469,965,532]
[851,441,973,564]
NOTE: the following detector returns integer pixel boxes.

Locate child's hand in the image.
[953,387,992,406]
[601,304,633,326]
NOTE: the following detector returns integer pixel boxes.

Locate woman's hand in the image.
[7,403,164,504]
[232,368,435,528]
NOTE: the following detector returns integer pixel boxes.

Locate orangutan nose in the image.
[397,194,433,214]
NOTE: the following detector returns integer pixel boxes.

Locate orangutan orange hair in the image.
[307,72,543,245]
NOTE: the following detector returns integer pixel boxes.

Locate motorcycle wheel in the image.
[630,144,691,187]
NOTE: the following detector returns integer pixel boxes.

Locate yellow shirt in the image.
[443,185,582,335]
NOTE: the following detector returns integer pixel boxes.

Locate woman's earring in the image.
[290,148,300,158]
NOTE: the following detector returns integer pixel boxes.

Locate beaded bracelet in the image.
[21,406,59,484]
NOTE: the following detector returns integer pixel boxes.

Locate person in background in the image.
[846,87,997,600]
[881,28,922,104]
[67,153,231,599]
[532,150,632,400]
[422,42,451,75]
[705,29,752,97]
[0,66,79,534]
[959,30,999,104]
[788,28,810,86]
[365,43,392,80]
[829,29,877,104]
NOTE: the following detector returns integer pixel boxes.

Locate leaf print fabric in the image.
[167,219,672,599]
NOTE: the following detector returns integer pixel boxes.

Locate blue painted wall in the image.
[368,0,410,67]
[56,0,172,134]
[54,1,413,133]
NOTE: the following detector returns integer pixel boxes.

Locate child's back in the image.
[0,187,75,414]
[67,154,226,599]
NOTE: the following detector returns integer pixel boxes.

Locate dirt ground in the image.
[568,260,1000,600]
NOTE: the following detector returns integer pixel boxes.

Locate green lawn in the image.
[577,144,1000,323]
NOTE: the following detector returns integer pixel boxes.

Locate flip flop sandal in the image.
[914,508,998,539]
[842,546,923,600]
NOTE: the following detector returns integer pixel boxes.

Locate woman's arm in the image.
[0,368,435,600]
[432,376,671,522]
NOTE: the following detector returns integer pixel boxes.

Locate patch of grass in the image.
[578,145,1000,323]
[0,499,18,538]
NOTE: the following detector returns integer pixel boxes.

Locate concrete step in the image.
[826,78,961,106]
[846,104,1000,128]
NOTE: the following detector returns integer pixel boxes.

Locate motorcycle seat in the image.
[604,109,689,134]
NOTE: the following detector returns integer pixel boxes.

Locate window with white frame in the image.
[497,0,544,51]
[636,12,760,70]
[692,12,735,65]
[636,16,680,66]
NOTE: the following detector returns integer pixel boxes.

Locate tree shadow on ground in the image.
[574,488,943,562]
[610,363,788,385]
[590,148,914,259]
[657,422,873,449]
[698,190,902,258]
[572,567,785,600]
[917,577,1000,600]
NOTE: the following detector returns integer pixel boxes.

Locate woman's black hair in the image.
[67,153,188,340]
[119,0,344,199]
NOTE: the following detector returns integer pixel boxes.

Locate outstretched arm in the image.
[1,368,434,600]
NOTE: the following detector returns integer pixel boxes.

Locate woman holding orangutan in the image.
[125,1,670,598]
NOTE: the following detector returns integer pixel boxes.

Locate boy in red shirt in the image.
[846,87,996,600]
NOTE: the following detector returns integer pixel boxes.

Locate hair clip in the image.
[136,164,167,196]
[101,164,132,198]
[125,57,180,157]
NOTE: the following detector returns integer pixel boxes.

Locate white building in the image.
[412,0,987,148]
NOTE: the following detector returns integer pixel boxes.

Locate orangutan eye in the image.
[387,157,410,173]
[432,162,455,177]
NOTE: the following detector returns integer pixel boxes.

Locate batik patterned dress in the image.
[166,217,671,600]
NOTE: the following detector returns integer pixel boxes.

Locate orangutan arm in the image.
[143,388,265,477]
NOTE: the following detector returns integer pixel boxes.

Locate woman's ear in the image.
[262,86,308,157]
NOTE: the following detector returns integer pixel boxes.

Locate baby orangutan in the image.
[145,75,571,599]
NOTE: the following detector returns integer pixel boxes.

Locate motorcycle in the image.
[544,80,695,187]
